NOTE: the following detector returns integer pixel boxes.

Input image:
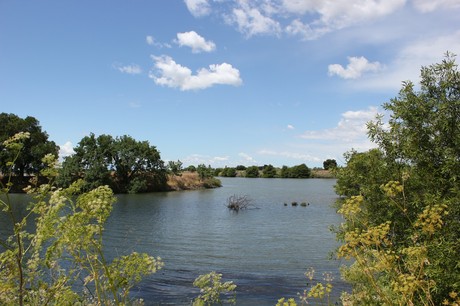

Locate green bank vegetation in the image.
[0,113,331,194]
[216,163,335,178]
[1,54,459,305]
[278,53,460,305]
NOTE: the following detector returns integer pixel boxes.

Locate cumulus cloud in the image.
[176,31,216,53]
[300,106,379,143]
[114,63,142,75]
[238,152,256,163]
[59,141,75,159]
[182,154,229,166]
[328,56,383,79]
[184,0,211,17]
[287,124,295,130]
[227,2,282,37]
[353,31,460,90]
[258,149,321,163]
[186,0,409,39]
[184,0,459,40]
[149,55,242,90]
[146,35,155,45]
[146,35,171,48]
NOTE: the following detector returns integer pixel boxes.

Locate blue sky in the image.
[1,0,459,168]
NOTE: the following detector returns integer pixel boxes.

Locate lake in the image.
[105,177,347,305]
[2,177,349,305]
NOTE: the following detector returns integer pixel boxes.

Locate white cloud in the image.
[182,154,229,166]
[355,31,460,90]
[238,152,256,163]
[285,19,326,41]
[412,0,460,12]
[184,0,211,17]
[176,31,216,53]
[59,141,74,159]
[146,35,171,48]
[258,149,321,163]
[301,106,379,143]
[146,35,155,45]
[114,63,142,75]
[287,124,295,130]
[190,0,407,39]
[227,3,282,37]
[149,55,242,90]
[328,56,383,79]
[185,0,459,41]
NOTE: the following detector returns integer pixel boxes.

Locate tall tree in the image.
[0,113,58,177]
[262,164,277,178]
[323,159,337,170]
[58,133,167,193]
[335,53,460,305]
[245,166,259,178]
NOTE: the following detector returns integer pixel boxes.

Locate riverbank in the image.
[166,172,222,191]
[2,169,333,193]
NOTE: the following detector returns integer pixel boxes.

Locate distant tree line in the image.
[215,163,316,178]
[0,112,335,192]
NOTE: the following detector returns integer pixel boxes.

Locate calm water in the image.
[2,178,348,305]
[105,178,347,305]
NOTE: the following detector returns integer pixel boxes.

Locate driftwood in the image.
[226,194,254,211]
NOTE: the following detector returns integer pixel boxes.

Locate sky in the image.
[1,0,459,168]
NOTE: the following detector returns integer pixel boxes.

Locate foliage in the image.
[186,165,197,172]
[276,267,335,306]
[280,164,311,178]
[262,164,277,178]
[192,272,236,306]
[244,166,260,178]
[322,159,337,170]
[167,160,183,176]
[0,113,59,177]
[202,177,222,188]
[197,164,214,180]
[220,167,237,177]
[57,133,167,193]
[0,133,163,305]
[334,53,460,305]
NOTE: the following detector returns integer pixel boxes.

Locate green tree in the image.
[280,165,291,178]
[262,164,277,178]
[245,166,259,178]
[57,133,113,191]
[197,164,213,180]
[221,167,236,177]
[58,133,167,193]
[289,164,311,178]
[323,159,337,170]
[186,165,197,172]
[112,135,166,193]
[0,133,163,305]
[0,113,58,177]
[167,160,183,176]
[335,53,460,305]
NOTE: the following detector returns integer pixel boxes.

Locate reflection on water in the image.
[1,178,349,305]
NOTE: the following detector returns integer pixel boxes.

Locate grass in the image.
[166,172,222,191]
